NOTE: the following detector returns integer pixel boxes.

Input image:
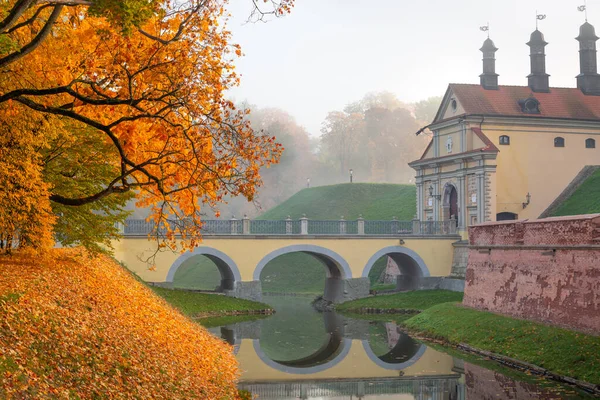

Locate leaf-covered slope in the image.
[258,183,417,220]
[0,249,239,399]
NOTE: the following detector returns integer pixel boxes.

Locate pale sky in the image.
[225,0,597,136]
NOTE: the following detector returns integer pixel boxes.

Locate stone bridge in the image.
[114,218,461,302]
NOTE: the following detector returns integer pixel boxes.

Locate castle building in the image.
[410,22,600,235]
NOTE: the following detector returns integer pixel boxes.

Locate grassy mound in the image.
[0,249,240,399]
[404,302,600,385]
[258,183,416,220]
[552,169,600,216]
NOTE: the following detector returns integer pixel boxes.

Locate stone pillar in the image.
[230,216,238,235]
[339,216,346,234]
[115,222,125,235]
[416,182,423,220]
[412,216,421,235]
[357,215,365,235]
[476,173,485,224]
[392,216,399,234]
[300,215,308,235]
[458,175,466,231]
[224,281,262,302]
[323,277,370,303]
[285,215,292,234]
[242,215,250,235]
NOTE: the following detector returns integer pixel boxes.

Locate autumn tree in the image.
[0,0,291,255]
[319,92,431,184]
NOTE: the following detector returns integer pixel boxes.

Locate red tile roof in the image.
[448,84,600,121]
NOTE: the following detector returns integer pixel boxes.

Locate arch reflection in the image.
[362,322,426,370]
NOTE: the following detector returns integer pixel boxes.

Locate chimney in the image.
[527,30,550,92]
[480,38,499,90]
[576,22,600,95]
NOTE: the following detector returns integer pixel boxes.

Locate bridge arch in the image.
[252,337,352,375]
[166,247,241,291]
[361,337,426,370]
[362,246,430,290]
[253,245,352,281]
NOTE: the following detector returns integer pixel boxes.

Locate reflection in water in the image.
[209,296,588,400]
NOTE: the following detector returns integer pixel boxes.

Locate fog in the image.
[226,0,596,136]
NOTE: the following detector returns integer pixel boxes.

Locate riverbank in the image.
[404,302,600,390]
[337,290,600,394]
[151,287,274,318]
[336,290,463,313]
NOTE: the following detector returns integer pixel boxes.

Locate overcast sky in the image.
[225,0,597,136]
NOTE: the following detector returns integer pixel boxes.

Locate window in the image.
[499,135,510,145]
[518,97,540,114]
[497,212,518,221]
[554,137,565,147]
[586,138,596,149]
[451,99,457,112]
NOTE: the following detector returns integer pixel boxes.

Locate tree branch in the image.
[0,5,64,68]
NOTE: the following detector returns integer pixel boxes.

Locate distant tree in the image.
[413,96,443,124]
[343,91,406,114]
[320,111,366,178]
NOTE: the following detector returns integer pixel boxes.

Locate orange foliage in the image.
[0,1,283,255]
[0,249,241,399]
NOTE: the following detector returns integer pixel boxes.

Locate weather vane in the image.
[578,1,588,22]
[479,22,490,38]
[536,11,546,30]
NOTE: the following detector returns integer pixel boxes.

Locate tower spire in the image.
[576,20,600,95]
[479,33,499,90]
[527,25,550,92]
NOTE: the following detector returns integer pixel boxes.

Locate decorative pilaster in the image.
[458,175,466,230]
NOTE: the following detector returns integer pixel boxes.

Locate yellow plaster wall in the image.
[440,96,466,120]
[436,127,462,156]
[236,340,456,382]
[483,125,600,218]
[113,237,457,283]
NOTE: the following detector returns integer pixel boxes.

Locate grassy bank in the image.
[552,168,600,216]
[404,302,600,385]
[151,287,272,317]
[258,183,416,220]
[336,290,464,312]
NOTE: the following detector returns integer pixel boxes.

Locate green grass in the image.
[404,302,600,385]
[172,256,222,290]
[552,168,600,216]
[336,290,464,312]
[258,183,416,220]
[260,253,326,294]
[151,287,271,316]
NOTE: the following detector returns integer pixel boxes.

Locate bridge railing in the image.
[120,217,458,237]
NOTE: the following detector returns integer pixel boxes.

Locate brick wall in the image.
[463,214,600,335]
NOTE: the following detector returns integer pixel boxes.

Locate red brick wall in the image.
[464,363,560,399]
[463,214,600,335]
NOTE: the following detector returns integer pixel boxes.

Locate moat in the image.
[205,296,591,400]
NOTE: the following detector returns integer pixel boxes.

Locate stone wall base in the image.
[224,280,262,302]
[323,277,370,304]
[397,276,465,292]
[450,241,469,278]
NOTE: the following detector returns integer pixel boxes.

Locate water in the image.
[205,296,592,400]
